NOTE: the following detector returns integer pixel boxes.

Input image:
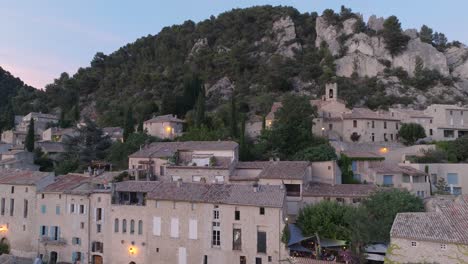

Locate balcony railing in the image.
[39,236,66,245]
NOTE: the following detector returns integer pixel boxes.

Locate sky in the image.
[1,0,467,89]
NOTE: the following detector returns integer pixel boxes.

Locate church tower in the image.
[325,83,338,101]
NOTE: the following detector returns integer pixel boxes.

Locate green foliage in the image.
[194,87,206,128]
[106,132,159,169]
[412,148,448,163]
[398,123,426,145]
[362,189,424,242]
[452,135,468,162]
[293,144,337,161]
[297,200,353,240]
[25,118,35,152]
[419,25,434,44]
[177,125,225,141]
[57,118,112,173]
[34,148,54,172]
[381,16,410,56]
[433,32,448,52]
[229,95,238,138]
[338,154,358,184]
[263,94,316,159]
[434,177,449,195]
[0,241,10,255]
[281,224,290,245]
[123,106,135,141]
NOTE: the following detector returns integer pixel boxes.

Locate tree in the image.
[362,189,424,242]
[398,123,426,145]
[25,118,35,152]
[452,135,468,162]
[34,148,54,172]
[433,32,448,51]
[293,144,337,161]
[194,88,206,128]
[230,94,238,138]
[413,148,448,163]
[434,177,449,195]
[123,106,135,142]
[239,114,250,160]
[338,154,357,184]
[382,16,410,56]
[419,25,434,44]
[265,94,316,159]
[297,200,353,241]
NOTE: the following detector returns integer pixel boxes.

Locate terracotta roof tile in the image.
[41,174,90,193]
[144,114,185,124]
[0,169,52,186]
[303,183,378,198]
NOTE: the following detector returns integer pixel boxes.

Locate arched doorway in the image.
[129,262,136,264]
[50,251,58,264]
[92,255,103,264]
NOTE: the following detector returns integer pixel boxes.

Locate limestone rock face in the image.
[190,38,209,56]
[315,16,341,56]
[392,39,450,77]
[206,77,234,100]
[367,15,384,32]
[336,53,386,77]
[272,16,301,58]
[404,29,419,39]
[345,33,391,59]
[342,18,357,35]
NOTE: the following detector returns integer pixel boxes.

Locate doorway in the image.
[92,255,103,264]
[50,251,58,264]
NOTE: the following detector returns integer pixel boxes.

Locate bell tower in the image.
[325,83,338,101]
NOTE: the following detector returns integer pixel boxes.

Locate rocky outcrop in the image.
[342,18,358,35]
[336,54,386,77]
[392,38,450,77]
[189,38,208,56]
[315,16,341,55]
[272,16,301,58]
[206,77,234,100]
[367,15,384,32]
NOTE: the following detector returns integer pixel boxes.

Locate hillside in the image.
[0,67,45,132]
[5,6,468,128]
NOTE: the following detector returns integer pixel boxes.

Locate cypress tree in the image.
[123,107,135,141]
[239,114,249,160]
[25,118,35,152]
[230,94,238,138]
[194,88,206,128]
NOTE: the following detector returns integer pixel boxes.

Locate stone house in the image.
[143,115,184,139]
[407,163,468,195]
[388,195,468,264]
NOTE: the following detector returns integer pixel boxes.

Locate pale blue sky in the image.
[1,0,466,88]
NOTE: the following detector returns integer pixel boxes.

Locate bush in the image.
[398,123,426,145]
[293,144,337,161]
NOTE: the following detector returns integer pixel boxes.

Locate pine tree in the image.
[419,25,434,44]
[230,94,238,138]
[123,107,135,142]
[194,88,206,128]
[382,16,410,56]
[25,118,35,152]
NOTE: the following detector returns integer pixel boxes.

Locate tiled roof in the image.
[144,114,185,124]
[369,163,427,176]
[0,169,52,186]
[303,183,378,198]
[234,161,310,180]
[342,108,400,121]
[115,181,285,208]
[391,196,468,245]
[129,141,238,158]
[27,112,58,120]
[41,174,90,193]
[102,127,123,134]
[289,258,334,264]
[37,141,65,153]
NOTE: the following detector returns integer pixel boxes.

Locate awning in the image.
[364,243,388,254]
[288,243,314,253]
[366,253,385,261]
[288,224,315,246]
[319,237,347,248]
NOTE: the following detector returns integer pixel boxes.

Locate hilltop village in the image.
[0,83,467,264]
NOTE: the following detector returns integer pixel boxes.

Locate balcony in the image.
[39,236,66,245]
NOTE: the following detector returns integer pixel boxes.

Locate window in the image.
[160,166,165,176]
[440,244,447,250]
[447,173,459,185]
[240,256,246,264]
[268,256,272,262]
[138,220,143,235]
[353,174,361,182]
[353,120,357,128]
[97,197,101,203]
[285,184,301,197]
[130,220,135,234]
[96,208,102,221]
[384,121,387,129]
[336,198,344,203]
[191,203,196,210]
[371,121,375,128]
[257,231,267,253]
[170,218,179,238]
[9,199,14,216]
[233,228,242,250]
[192,176,201,182]
[80,222,85,229]
[371,133,375,142]
[25,187,28,193]
[396,123,399,130]
[411,241,417,247]
[235,209,240,221]
[23,200,28,218]
[213,206,219,220]
[97,224,102,233]
[72,237,81,245]
[351,161,357,172]
[384,133,387,141]
[72,252,82,262]
[450,110,453,115]
[260,207,265,215]
[390,134,394,141]
[92,241,104,253]
[256,257,262,264]
[41,194,45,199]
[328,123,333,130]
[11,186,14,194]
[1,198,5,216]
[114,219,119,233]
[215,176,224,183]
[189,219,197,239]
[352,198,362,204]
[383,175,393,186]
[429,129,433,136]
[155,201,160,208]
[41,205,46,214]
[204,255,208,264]
[50,226,60,240]
[40,225,48,236]
[444,130,454,138]
[153,217,161,236]
[122,219,127,233]
[56,205,60,215]
[212,228,221,247]
[79,204,85,214]
[70,204,75,214]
